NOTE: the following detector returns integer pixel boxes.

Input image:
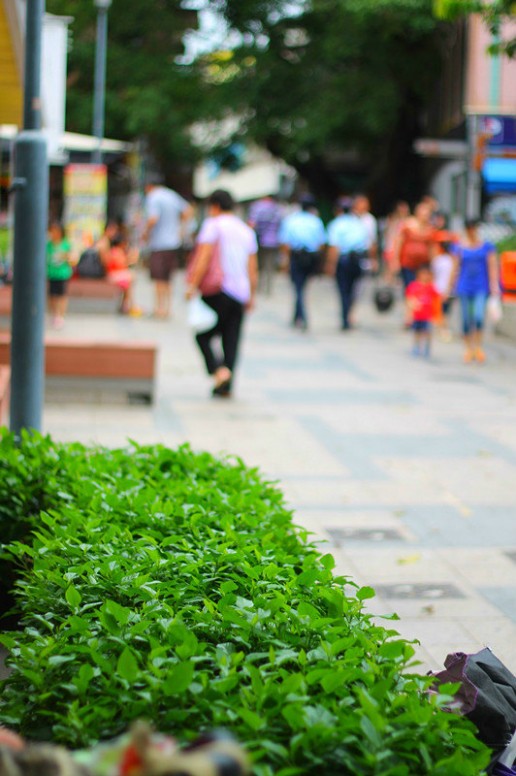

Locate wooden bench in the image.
[0,334,157,404]
[0,278,122,317]
[0,285,11,317]
[69,277,121,300]
[0,365,10,425]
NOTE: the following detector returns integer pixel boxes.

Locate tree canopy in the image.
[434,0,516,56]
[48,0,444,205]
[47,0,206,179]
[200,0,442,206]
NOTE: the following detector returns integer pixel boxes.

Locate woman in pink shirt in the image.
[186,190,258,398]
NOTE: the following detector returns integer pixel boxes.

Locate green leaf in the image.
[65,585,82,609]
[105,599,131,626]
[238,707,266,731]
[320,553,335,570]
[117,647,139,683]
[357,586,376,601]
[162,661,195,696]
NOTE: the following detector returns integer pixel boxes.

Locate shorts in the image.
[412,319,431,332]
[48,279,68,297]
[149,249,178,282]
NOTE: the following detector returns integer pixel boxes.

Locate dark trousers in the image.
[400,267,416,290]
[195,292,244,374]
[290,252,317,324]
[336,253,363,328]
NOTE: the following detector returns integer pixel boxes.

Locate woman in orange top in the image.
[97,221,137,314]
[391,201,437,290]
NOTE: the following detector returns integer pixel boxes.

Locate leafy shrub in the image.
[496,232,516,253]
[0,432,490,775]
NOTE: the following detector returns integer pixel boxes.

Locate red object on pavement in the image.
[119,744,143,775]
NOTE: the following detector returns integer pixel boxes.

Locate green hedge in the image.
[496,232,516,253]
[0,432,490,775]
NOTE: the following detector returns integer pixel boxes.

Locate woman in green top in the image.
[46,222,73,329]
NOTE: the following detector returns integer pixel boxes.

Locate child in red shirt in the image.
[406,265,440,358]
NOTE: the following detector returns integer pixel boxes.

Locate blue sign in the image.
[478,115,516,147]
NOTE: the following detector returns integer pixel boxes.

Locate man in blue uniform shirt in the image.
[327,196,370,330]
[279,194,327,330]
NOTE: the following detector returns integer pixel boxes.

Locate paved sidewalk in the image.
[42,269,516,673]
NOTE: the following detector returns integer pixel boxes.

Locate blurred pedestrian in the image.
[392,201,436,290]
[326,197,369,330]
[97,221,139,315]
[431,239,455,341]
[279,193,326,330]
[406,265,440,358]
[143,174,194,319]
[353,194,379,270]
[186,189,258,398]
[448,218,499,364]
[383,200,410,270]
[248,194,284,295]
[46,221,74,329]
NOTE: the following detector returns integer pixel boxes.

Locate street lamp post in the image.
[92,0,111,165]
[10,0,48,435]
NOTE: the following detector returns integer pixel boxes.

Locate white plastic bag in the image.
[186,296,218,332]
[487,295,503,325]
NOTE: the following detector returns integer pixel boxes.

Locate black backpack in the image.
[76,248,105,279]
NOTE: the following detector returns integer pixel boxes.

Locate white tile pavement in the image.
[18,268,516,674]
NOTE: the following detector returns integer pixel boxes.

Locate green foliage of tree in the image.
[46,0,207,173]
[434,0,516,57]
[49,0,444,203]
[203,0,442,204]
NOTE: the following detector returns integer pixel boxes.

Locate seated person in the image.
[97,221,139,315]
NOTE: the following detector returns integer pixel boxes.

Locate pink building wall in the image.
[466,15,516,114]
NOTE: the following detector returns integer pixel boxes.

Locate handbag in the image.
[487,295,503,325]
[186,242,223,297]
[186,296,218,333]
[76,248,105,279]
[431,647,516,756]
[373,284,395,313]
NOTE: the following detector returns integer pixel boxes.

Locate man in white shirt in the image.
[143,174,193,319]
[354,194,378,266]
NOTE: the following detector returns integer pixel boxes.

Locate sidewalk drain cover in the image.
[373,582,465,600]
[327,527,405,544]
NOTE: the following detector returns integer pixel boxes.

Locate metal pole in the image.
[23,0,44,131]
[92,2,110,165]
[9,0,48,435]
[466,114,481,220]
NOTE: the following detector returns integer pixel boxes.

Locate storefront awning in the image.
[483,158,516,194]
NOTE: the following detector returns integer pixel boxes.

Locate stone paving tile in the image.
[373,582,467,600]
[478,587,516,621]
[337,547,460,583]
[437,548,516,587]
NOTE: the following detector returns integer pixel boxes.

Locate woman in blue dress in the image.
[448,219,499,363]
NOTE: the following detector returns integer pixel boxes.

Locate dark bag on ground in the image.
[431,647,516,769]
[76,247,105,279]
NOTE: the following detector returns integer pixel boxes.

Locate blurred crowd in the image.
[40,181,504,397]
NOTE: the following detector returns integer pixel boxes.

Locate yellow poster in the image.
[63,164,107,253]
